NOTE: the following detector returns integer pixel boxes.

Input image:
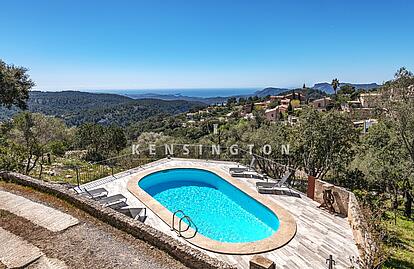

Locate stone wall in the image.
[314,179,350,217]
[0,171,235,269]
[313,178,367,252]
[347,192,367,250]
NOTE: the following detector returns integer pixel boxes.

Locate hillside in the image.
[124,82,380,104]
[125,93,227,105]
[28,91,132,114]
[232,83,380,98]
[276,88,328,100]
[119,83,380,104]
[126,88,292,103]
[312,83,380,94]
[252,87,289,97]
[0,91,205,126]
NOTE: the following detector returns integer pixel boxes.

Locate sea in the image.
[86,88,259,98]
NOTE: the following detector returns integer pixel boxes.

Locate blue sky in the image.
[1,0,413,90]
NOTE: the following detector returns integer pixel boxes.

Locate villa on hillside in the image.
[253,92,305,111]
[280,98,290,106]
[358,92,381,108]
[287,115,299,125]
[312,97,332,111]
[268,95,285,102]
[264,104,290,122]
[241,103,253,115]
[353,118,378,133]
[264,107,280,122]
[282,92,305,103]
[253,101,269,109]
[243,113,255,120]
[341,99,366,112]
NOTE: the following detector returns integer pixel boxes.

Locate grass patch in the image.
[27,157,107,185]
[384,211,414,269]
[27,156,154,185]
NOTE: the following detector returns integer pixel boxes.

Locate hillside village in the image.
[185,84,381,134]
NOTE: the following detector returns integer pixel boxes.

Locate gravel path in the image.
[0,182,189,269]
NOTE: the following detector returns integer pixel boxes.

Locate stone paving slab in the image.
[0,190,79,232]
[27,256,67,269]
[0,227,43,268]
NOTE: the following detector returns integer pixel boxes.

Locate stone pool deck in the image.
[78,158,360,269]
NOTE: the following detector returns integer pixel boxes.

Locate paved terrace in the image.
[79,158,360,269]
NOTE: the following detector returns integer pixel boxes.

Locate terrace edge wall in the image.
[0,171,236,269]
[313,178,368,255]
[314,179,350,216]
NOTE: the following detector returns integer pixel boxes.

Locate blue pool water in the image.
[139,168,280,243]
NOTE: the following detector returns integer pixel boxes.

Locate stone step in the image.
[27,256,67,269]
[0,190,79,232]
[0,227,43,268]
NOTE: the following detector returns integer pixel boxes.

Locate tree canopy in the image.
[0,60,35,109]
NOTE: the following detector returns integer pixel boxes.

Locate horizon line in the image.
[31,81,381,92]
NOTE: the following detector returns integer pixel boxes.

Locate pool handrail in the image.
[171,209,198,239]
[179,215,198,239]
[171,209,185,231]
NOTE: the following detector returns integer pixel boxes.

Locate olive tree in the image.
[11,112,71,176]
[292,108,358,180]
[0,60,34,171]
[380,67,414,217]
[76,123,127,162]
[355,121,410,221]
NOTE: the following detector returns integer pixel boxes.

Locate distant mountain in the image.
[0,91,205,126]
[312,83,380,94]
[127,87,316,102]
[125,88,293,104]
[27,91,132,115]
[252,87,289,97]
[125,93,227,105]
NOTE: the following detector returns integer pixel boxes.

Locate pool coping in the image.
[127,163,297,255]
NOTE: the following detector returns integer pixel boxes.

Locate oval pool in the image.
[138,168,280,243]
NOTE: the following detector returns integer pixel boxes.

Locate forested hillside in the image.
[0,91,205,126]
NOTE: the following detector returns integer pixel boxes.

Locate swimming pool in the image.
[138,168,280,243]
[128,163,296,254]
